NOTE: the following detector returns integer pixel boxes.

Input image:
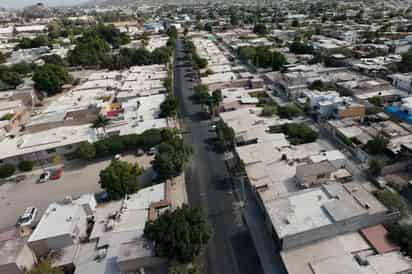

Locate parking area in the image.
[0,153,154,230]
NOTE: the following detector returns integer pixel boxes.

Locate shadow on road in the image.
[231,230,264,274]
[189,111,210,122]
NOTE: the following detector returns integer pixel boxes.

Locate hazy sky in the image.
[1,0,87,9]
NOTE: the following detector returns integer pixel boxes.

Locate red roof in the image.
[361,225,399,254]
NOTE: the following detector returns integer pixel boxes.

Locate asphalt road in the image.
[174,39,263,274]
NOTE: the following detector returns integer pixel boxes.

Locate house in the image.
[27,197,90,257]
[0,229,37,274]
[263,182,398,250]
[389,73,412,94]
[49,183,172,274]
[281,229,412,274]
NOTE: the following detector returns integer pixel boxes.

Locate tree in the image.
[77,141,96,161]
[144,205,211,263]
[375,190,406,216]
[261,105,277,117]
[284,123,318,144]
[27,261,63,274]
[253,23,267,35]
[400,49,412,72]
[160,95,178,117]
[0,164,16,178]
[0,71,22,87]
[289,39,314,54]
[99,160,143,200]
[153,134,192,179]
[230,14,240,26]
[18,160,34,172]
[68,31,110,66]
[368,157,383,176]
[0,52,6,64]
[368,96,384,107]
[238,46,256,62]
[33,64,71,96]
[291,19,300,27]
[91,115,111,133]
[366,134,388,155]
[277,103,303,118]
[169,264,204,274]
[95,24,130,48]
[41,54,67,66]
[167,26,178,39]
[388,224,412,256]
[216,120,235,149]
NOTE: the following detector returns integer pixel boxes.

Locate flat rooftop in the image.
[281,231,412,274]
[29,202,84,243]
[265,182,387,239]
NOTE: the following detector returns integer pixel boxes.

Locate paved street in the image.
[174,39,263,274]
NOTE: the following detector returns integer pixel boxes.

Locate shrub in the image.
[0,164,16,178]
[261,105,277,117]
[18,160,33,172]
[375,189,406,216]
[284,123,318,144]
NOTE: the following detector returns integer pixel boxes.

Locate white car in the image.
[38,171,50,183]
[114,154,122,161]
[17,207,37,228]
[147,147,158,155]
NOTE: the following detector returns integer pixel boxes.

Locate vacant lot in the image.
[0,154,154,230]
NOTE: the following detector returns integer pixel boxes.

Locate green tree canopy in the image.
[68,31,110,66]
[368,157,383,176]
[153,133,192,180]
[289,39,314,54]
[99,160,143,200]
[27,261,63,274]
[144,205,211,263]
[277,103,303,119]
[18,160,34,172]
[0,164,15,178]
[375,190,406,216]
[366,134,388,155]
[253,23,267,35]
[77,141,96,161]
[33,64,71,96]
[160,95,178,117]
[17,35,50,49]
[169,264,204,274]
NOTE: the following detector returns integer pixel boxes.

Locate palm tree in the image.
[92,114,110,134]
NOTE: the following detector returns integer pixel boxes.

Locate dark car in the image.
[10,174,27,183]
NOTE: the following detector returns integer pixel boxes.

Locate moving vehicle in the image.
[17,207,37,228]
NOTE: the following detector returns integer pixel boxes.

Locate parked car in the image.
[114,154,121,161]
[17,207,37,228]
[10,174,27,183]
[147,147,158,155]
[136,149,145,156]
[38,171,51,183]
[50,168,62,180]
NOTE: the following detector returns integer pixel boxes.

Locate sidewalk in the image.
[242,200,287,274]
[170,172,188,209]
